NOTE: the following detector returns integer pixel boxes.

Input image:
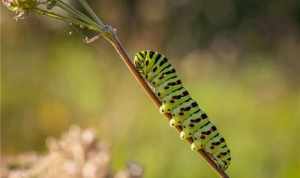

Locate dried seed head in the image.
[2,0,38,11]
[2,0,39,19]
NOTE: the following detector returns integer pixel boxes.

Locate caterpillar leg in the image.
[159,104,182,127]
[159,104,184,128]
[169,118,181,127]
[191,141,203,151]
[159,105,166,115]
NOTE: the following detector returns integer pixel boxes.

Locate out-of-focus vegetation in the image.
[1,126,144,178]
[1,0,300,178]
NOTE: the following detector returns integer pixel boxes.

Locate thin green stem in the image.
[77,0,104,27]
[33,8,70,22]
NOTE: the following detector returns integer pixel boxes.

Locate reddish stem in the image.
[105,29,230,178]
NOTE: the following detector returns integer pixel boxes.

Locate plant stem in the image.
[101,26,230,178]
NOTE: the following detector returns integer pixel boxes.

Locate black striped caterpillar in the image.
[134,50,231,170]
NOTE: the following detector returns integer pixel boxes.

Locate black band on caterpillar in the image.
[134,50,231,170]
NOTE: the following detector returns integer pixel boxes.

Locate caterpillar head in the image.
[134,51,147,73]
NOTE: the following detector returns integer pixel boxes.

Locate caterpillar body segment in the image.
[159,88,190,114]
[155,78,183,98]
[151,69,177,88]
[169,99,200,126]
[180,111,208,139]
[134,50,231,170]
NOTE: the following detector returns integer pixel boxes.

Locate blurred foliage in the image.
[1,0,300,178]
[1,126,144,178]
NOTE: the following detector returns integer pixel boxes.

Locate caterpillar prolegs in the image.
[134,50,231,170]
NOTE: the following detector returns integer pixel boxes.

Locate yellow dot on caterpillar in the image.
[180,132,186,140]
[159,107,164,114]
[169,119,176,127]
[191,143,198,151]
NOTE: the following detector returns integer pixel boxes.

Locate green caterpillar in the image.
[134,50,231,170]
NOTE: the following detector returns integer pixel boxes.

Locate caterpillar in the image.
[134,50,231,170]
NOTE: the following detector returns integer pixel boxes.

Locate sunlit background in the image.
[1,0,300,178]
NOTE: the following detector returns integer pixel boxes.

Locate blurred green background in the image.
[1,0,300,178]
